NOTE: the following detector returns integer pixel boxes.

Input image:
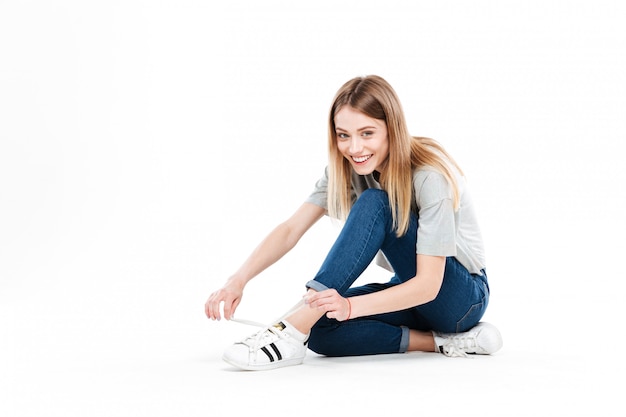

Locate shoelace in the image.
[230,298,305,328]
[441,344,469,358]
[440,331,479,358]
[230,299,305,358]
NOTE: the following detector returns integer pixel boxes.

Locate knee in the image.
[359,188,387,201]
[354,188,389,210]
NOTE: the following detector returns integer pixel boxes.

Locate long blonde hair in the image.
[327,75,463,237]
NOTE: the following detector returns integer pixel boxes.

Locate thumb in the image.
[224,298,241,320]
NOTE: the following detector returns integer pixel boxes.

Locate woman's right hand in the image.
[205,279,244,321]
[204,204,324,321]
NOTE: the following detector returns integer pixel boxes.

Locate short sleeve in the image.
[413,170,457,256]
[305,166,329,209]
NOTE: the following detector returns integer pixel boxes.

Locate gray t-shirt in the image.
[305,165,486,275]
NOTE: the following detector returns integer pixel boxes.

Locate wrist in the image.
[226,274,247,290]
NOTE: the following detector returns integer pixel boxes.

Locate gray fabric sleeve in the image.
[413,170,457,257]
[305,166,329,210]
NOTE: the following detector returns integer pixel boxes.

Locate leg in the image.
[287,188,417,336]
[222,189,406,369]
[308,258,492,356]
[415,257,490,333]
[308,279,433,356]
[407,330,436,352]
[306,189,418,293]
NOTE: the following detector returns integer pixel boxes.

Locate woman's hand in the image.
[205,280,244,321]
[304,289,352,321]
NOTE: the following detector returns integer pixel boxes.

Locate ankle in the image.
[280,319,308,341]
[284,297,323,334]
[283,314,314,335]
[407,329,437,352]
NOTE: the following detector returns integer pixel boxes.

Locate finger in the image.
[316,300,340,314]
[306,296,328,309]
[305,288,334,301]
[313,296,340,311]
[303,292,321,304]
[230,298,241,319]
[306,290,337,307]
[223,298,239,320]
[205,296,215,320]
[208,297,222,321]
[207,301,215,320]
[316,295,343,311]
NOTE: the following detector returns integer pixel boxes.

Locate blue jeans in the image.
[305,189,490,357]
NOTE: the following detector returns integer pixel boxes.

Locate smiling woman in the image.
[335,106,389,176]
[205,75,502,371]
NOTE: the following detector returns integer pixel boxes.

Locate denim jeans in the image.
[305,189,489,357]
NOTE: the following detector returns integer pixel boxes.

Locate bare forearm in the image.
[229,222,297,286]
[347,277,435,318]
[348,255,445,319]
[208,203,324,321]
[225,203,324,288]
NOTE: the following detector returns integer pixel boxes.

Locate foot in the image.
[223,321,309,370]
[433,322,503,357]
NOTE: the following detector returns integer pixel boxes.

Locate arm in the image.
[307,170,456,319]
[205,202,325,321]
[350,254,445,318]
[305,254,445,321]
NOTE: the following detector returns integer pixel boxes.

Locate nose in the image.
[349,137,363,154]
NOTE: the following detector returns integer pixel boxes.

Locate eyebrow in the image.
[335,126,377,132]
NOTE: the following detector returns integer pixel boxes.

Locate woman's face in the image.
[334,106,389,176]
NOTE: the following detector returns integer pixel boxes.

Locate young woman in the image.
[205,75,502,370]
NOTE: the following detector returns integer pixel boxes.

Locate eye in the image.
[362,131,374,137]
[337,132,349,140]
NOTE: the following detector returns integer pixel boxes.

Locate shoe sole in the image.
[222,355,304,371]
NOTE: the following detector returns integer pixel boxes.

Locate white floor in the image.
[1,246,622,417]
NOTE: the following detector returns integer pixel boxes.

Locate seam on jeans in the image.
[455,303,482,333]
[455,290,487,333]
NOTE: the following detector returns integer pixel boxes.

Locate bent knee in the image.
[359,188,388,202]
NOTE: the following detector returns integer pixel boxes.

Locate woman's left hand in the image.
[304,288,351,321]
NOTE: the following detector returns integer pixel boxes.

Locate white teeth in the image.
[352,155,372,163]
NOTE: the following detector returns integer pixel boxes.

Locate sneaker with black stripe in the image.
[222,320,308,370]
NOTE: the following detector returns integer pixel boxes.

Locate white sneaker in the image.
[433,322,503,357]
[223,320,308,371]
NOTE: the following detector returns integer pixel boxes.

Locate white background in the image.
[1,1,625,416]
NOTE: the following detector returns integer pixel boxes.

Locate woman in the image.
[205,75,502,370]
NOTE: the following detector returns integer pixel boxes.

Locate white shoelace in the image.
[230,298,305,329]
[230,299,306,355]
[440,331,479,358]
[441,344,469,358]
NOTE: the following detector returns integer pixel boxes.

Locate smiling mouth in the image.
[352,154,372,163]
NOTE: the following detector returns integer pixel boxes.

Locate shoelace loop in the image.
[440,331,480,358]
[229,299,305,361]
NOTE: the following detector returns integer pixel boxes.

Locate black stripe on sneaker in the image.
[260,346,274,362]
[269,343,282,361]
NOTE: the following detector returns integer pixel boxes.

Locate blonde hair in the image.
[327,75,463,237]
